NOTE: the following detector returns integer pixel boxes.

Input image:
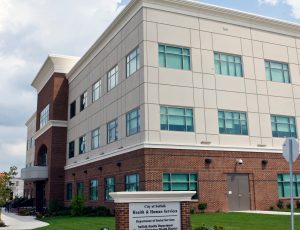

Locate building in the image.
[21,0,300,212]
[9,178,24,199]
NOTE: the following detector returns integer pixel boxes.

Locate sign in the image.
[283,138,299,162]
[129,202,181,230]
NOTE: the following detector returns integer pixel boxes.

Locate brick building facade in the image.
[22,0,300,212]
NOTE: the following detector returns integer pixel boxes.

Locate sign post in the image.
[283,138,300,230]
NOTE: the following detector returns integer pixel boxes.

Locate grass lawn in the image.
[37,213,300,230]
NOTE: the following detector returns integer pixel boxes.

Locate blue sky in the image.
[0,0,299,174]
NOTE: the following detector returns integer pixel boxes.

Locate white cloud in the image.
[0,0,127,173]
[284,0,300,19]
[258,0,279,5]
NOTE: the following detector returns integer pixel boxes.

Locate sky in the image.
[0,0,300,175]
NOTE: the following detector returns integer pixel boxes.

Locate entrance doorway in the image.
[36,181,46,212]
[227,174,250,211]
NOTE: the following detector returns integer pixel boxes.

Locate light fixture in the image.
[205,158,212,164]
[236,159,243,165]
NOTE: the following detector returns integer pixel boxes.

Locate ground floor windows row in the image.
[277,174,300,198]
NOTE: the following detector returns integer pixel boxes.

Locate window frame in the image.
[79,135,86,154]
[159,44,191,70]
[126,47,140,78]
[163,172,198,199]
[70,101,76,119]
[92,80,101,102]
[76,181,84,197]
[126,108,140,136]
[107,119,118,144]
[80,91,87,112]
[105,176,115,201]
[40,104,49,129]
[214,52,243,77]
[91,128,100,150]
[160,106,194,132]
[107,65,119,91]
[66,183,73,201]
[125,174,139,192]
[278,174,300,198]
[265,60,290,83]
[271,115,297,138]
[68,141,75,158]
[89,179,98,201]
[218,110,249,135]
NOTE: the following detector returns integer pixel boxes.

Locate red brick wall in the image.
[64,148,300,212]
[115,203,129,230]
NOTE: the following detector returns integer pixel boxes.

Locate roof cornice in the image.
[31,54,80,93]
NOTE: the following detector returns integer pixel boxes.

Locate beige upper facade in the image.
[25,113,36,168]
[26,0,300,169]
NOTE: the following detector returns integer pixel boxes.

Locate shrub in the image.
[277,200,284,209]
[0,221,6,227]
[71,194,84,216]
[287,203,291,209]
[270,206,274,210]
[82,206,111,217]
[190,207,195,214]
[296,200,300,209]
[48,198,62,215]
[198,203,208,213]
[194,225,224,230]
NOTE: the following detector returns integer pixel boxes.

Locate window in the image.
[40,104,49,129]
[271,115,297,138]
[278,174,300,198]
[265,60,290,83]
[105,177,115,201]
[214,52,243,77]
[218,111,248,135]
[80,91,87,111]
[126,47,140,77]
[68,141,75,158]
[126,108,140,136]
[163,173,197,199]
[107,119,118,144]
[108,66,119,91]
[70,101,76,119]
[77,182,84,196]
[79,135,86,154]
[91,128,100,150]
[89,179,98,201]
[66,183,72,200]
[159,44,191,70]
[92,80,101,102]
[125,174,139,192]
[160,106,194,132]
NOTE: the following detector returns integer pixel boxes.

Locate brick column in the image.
[181,201,191,230]
[115,203,129,230]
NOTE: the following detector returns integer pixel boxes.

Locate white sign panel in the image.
[283,138,299,162]
[129,202,181,230]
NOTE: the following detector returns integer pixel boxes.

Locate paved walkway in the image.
[235,210,300,215]
[0,209,49,230]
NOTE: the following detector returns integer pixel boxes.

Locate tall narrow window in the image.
[218,111,248,135]
[159,44,191,70]
[105,177,115,201]
[265,60,290,83]
[214,52,243,77]
[68,141,75,158]
[91,128,100,150]
[126,108,140,136]
[89,179,98,201]
[66,183,73,200]
[160,106,194,132]
[126,47,140,77]
[40,104,49,129]
[80,91,87,111]
[79,135,86,154]
[77,182,84,197]
[70,101,76,119]
[107,119,118,144]
[125,174,139,192]
[108,65,119,91]
[92,80,101,102]
[163,173,197,199]
[271,115,297,138]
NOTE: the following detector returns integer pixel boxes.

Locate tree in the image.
[0,166,17,207]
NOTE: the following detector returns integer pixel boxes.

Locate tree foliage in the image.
[0,166,17,206]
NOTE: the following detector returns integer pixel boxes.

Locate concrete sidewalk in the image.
[0,209,49,229]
